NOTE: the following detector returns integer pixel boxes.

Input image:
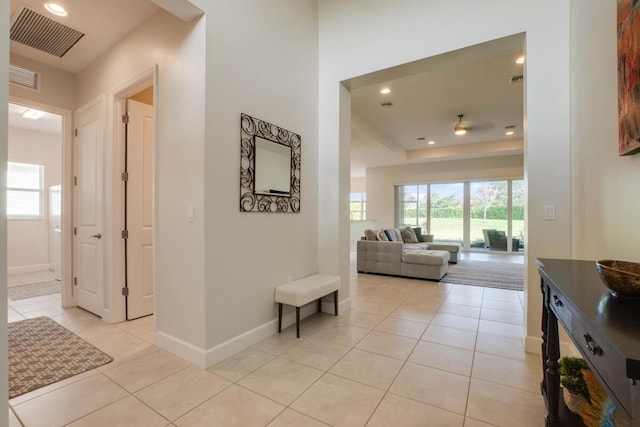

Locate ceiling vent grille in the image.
[9,64,38,90]
[10,7,85,58]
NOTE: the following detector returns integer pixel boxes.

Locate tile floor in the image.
[7,254,545,426]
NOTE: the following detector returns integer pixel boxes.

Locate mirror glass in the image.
[254,137,291,195]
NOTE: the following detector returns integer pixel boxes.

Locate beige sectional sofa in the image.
[356,227,462,281]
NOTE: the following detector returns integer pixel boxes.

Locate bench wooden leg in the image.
[278,303,283,333]
[296,306,300,338]
[333,290,339,316]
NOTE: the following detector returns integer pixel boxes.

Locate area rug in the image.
[9,316,113,399]
[442,260,524,291]
[8,280,60,300]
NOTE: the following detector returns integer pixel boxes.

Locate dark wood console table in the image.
[537,258,640,427]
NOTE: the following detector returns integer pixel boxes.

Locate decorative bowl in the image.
[595,260,640,297]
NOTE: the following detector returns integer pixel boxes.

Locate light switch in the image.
[544,205,555,221]
[187,206,195,223]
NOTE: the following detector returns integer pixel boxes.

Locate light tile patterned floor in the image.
[8,253,545,426]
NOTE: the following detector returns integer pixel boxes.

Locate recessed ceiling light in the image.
[516,55,525,64]
[44,3,68,17]
[428,140,435,145]
[22,108,46,120]
[380,87,391,94]
[505,125,515,136]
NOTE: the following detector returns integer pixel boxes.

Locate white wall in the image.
[7,127,62,273]
[198,0,319,362]
[366,155,524,228]
[0,0,9,421]
[75,9,208,357]
[10,53,76,110]
[570,0,640,261]
[319,0,572,354]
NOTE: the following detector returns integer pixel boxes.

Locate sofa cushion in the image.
[402,250,450,266]
[390,228,404,242]
[413,227,424,242]
[401,227,419,243]
[427,242,462,253]
[364,229,378,241]
[384,229,395,241]
[376,230,389,241]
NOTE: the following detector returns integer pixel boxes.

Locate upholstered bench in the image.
[400,249,450,280]
[275,274,340,338]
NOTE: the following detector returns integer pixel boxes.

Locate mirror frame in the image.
[240,113,301,212]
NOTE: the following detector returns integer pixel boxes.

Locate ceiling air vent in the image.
[510,75,524,84]
[10,6,85,58]
[9,64,38,90]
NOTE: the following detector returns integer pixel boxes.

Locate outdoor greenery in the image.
[398,180,525,247]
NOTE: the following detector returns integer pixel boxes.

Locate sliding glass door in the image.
[430,183,463,243]
[396,179,524,252]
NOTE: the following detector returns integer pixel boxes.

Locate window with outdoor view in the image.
[7,161,44,219]
[396,179,524,252]
[350,192,366,220]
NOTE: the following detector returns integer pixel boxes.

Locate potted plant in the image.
[559,356,591,414]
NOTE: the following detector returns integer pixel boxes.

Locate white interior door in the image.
[74,100,104,316]
[126,99,154,319]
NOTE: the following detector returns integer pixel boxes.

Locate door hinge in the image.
[74,176,78,186]
[74,277,77,286]
[122,230,129,239]
[73,227,77,235]
[74,128,78,137]
[122,113,129,124]
[122,287,129,296]
[121,172,128,182]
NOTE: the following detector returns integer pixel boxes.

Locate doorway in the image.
[7,102,65,304]
[123,86,155,320]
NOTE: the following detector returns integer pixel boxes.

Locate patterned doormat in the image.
[441,260,524,291]
[8,280,61,300]
[9,316,113,399]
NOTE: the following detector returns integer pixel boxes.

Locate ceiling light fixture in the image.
[22,108,46,120]
[428,140,435,145]
[516,55,525,64]
[454,114,468,135]
[380,87,391,94]
[44,3,68,16]
[505,125,515,136]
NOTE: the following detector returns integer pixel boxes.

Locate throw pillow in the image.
[364,229,378,241]
[376,229,389,241]
[390,228,403,242]
[401,227,419,243]
[412,227,424,242]
[384,229,396,241]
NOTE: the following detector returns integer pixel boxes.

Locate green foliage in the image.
[559,356,591,400]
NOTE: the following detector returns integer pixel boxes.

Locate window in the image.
[396,179,524,251]
[7,162,44,219]
[350,192,366,220]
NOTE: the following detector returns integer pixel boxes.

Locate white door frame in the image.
[103,66,157,323]
[8,96,74,308]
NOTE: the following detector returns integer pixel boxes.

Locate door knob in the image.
[91,233,102,239]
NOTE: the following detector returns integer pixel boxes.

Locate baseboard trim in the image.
[8,264,50,275]
[525,335,577,357]
[155,331,207,368]
[204,297,353,368]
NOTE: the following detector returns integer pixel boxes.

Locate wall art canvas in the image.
[618,0,640,155]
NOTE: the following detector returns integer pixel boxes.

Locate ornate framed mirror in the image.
[240,113,301,212]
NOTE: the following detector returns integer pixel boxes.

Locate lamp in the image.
[454,114,468,135]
